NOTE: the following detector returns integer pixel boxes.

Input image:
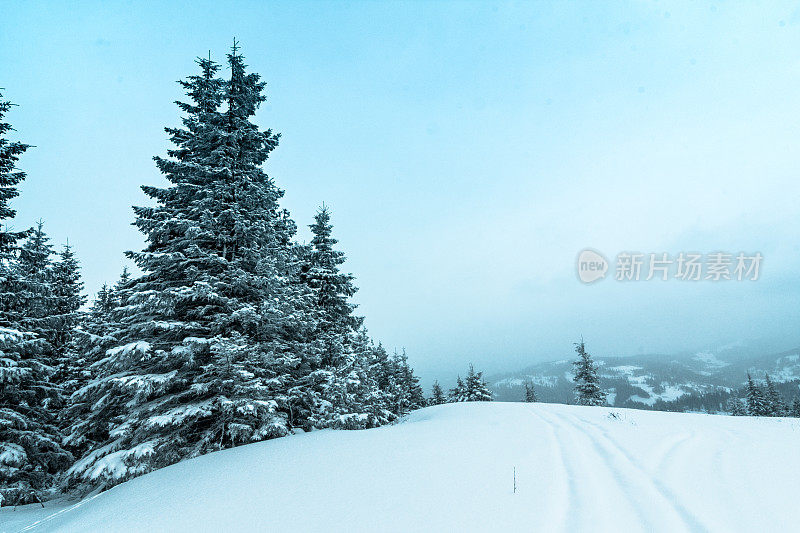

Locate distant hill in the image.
[487,342,800,412]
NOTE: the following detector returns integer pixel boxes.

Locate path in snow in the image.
[3,402,799,532]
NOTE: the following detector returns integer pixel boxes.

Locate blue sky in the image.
[3,1,800,382]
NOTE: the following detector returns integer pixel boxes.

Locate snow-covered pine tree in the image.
[349,331,397,426]
[572,340,606,406]
[0,327,72,506]
[364,341,405,419]
[345,346,418,421]
[0,94,71,506]
[524,381,537,403]
[92,283,113,317]
[60,269,127,399]
[59,269,144,459]
[0,90,31,252]
[463,363,493,401]
[429,380,447,405]
[305,329,392,430]
[725,397,746,416]
[298,205,372,428]
[297,206,426,426]
[449,375,466,402]
[301,205,362,342]
[0,90,31,334]
[66,47,311,490]
[16,221,57,348]
[48,242,86,417]
[745,373,769,416]
[50,242,86,351]
[114,266,131,294]
[400,350,426,409]
[764,374,784,416]
[791,397,800,418]
[107,267,131,315]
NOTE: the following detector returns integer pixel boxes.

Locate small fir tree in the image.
[449,376,466,402]
[524,381,537,403]
[463,364,493,402]
[430,381,447,405]
[16,221,57,347]
[572,340,606,406]
[50,242,86,351]
[791,397,800,418]
[726,397,746,416]
[764,374,784,416]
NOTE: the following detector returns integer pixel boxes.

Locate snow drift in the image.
[4,402,799,532]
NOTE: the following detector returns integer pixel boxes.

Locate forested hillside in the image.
[488,343,800,414]
[0,45,425,507]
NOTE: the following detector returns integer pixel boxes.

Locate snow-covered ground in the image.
[4,402,799,532]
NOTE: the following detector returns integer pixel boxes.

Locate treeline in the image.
[427,364,493,405]
[730,373,800,417]
[0,45,426,507]
[650,374,800,417]
[426,340,607,408]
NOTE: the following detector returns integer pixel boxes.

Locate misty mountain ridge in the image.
[488,341,800,411]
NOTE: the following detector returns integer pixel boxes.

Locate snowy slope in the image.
[4,403,799,532]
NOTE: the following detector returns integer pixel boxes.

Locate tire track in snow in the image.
[570,414,709,533]
[526,405,575,532]
[653,432,694,475]
[533,407,654,532]
[16,494,101,532]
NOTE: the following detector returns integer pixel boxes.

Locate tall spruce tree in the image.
[0,94,71,506]
[745,373,769,416]
[298,206,369,427]
[66,47,314,490]
[572,340,606,406]
[296,206,425,427]
[301,206,362,340]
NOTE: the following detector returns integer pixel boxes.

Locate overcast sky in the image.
[3,1,800,383]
